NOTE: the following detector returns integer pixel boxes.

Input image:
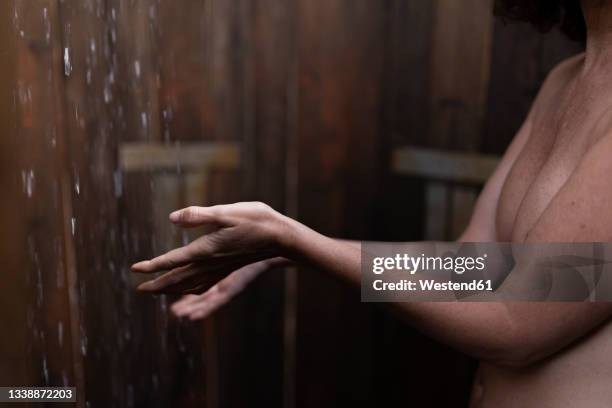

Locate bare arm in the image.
[133,55,612,367]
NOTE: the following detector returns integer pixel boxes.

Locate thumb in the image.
[169,206,225,227]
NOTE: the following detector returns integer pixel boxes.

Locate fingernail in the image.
[137,282,152,291]
[131,261,148,271]
[169,211,180,222]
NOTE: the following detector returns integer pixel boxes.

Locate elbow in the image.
[485,346,544,369]
[469,308,560,369]
[479,329,552,369]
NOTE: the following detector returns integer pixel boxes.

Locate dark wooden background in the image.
[0,0,582,407]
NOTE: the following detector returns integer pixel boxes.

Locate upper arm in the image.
[457,55,612,366]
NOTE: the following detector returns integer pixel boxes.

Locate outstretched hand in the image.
[171,257,290,320]
[131,202,295,318]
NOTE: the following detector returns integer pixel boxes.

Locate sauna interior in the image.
[0,0,581,407]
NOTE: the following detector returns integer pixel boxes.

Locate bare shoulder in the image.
[529,52,585,114]
[545,52,584,85]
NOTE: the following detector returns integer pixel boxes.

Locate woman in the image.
[133,1,612,406]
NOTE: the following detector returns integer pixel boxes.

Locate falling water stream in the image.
[8,1,224,406]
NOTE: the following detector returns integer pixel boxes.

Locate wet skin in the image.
[133,2,612,406]
[467,52,612,407]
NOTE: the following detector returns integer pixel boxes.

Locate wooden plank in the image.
[283,6,300,405]
[182,171,219,408]
[482,20,542,153]
[154,1,290,407]
[390,1,494,405]
[119,142,240,172]
[247,0,297,407]
[55,2,216,406]
[55,2,125,405]
[385,1,433,146]
[0,0,29,389]
[392,145,499,184]
[9,0,82,395]
[424,182,450,240]
[296,0,386,406]
[429,0,494,150]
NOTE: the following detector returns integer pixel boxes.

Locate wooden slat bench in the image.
[392,145,499,240]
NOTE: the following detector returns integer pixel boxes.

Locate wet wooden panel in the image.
[429,0,494,151]
[377,0,434,246]
[0,0,30,391]
[55,2,135,406]
[379,0,492,405]
[54,1,213,406]
[154,1,291,407]
[3,1,588,407]
[7,0,81,397]
[240,1,298,407]
[386,1,433,147]
[295,0,387,406]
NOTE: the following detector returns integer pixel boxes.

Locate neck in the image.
[582,0,612,69]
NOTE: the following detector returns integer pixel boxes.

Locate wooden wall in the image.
[1,1,582,407]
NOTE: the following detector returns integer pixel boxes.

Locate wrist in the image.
[272,212,309,258]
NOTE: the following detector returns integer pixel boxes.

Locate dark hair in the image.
[494,0,586,42]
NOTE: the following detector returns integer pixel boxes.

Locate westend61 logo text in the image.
[372,253,488,275]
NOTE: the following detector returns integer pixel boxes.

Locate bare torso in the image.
[472,54,612,407]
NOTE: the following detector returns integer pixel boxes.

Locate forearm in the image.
[278,215,592,367]
[282,217,363,285]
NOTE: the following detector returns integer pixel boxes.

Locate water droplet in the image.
[80,336,87,356]
[113,171,123,198]
[22,169,35,197]
[127,384,134,408]
[134,60,141,78]
[42,357,49,384]
[104,86,112,103]
[63,48,72,76]
[58,321,63,346]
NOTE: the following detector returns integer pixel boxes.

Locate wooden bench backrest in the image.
[392,146,499,240]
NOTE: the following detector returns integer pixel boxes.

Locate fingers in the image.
[171,293,201,311]
[171,266,262,320]
[136,254,260,294]
[169,205,230,228]
[131,234,222,273]
[171,285,229,320]
[131,244,198,273]
[137,263,200,293]
[137,262,231,294]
